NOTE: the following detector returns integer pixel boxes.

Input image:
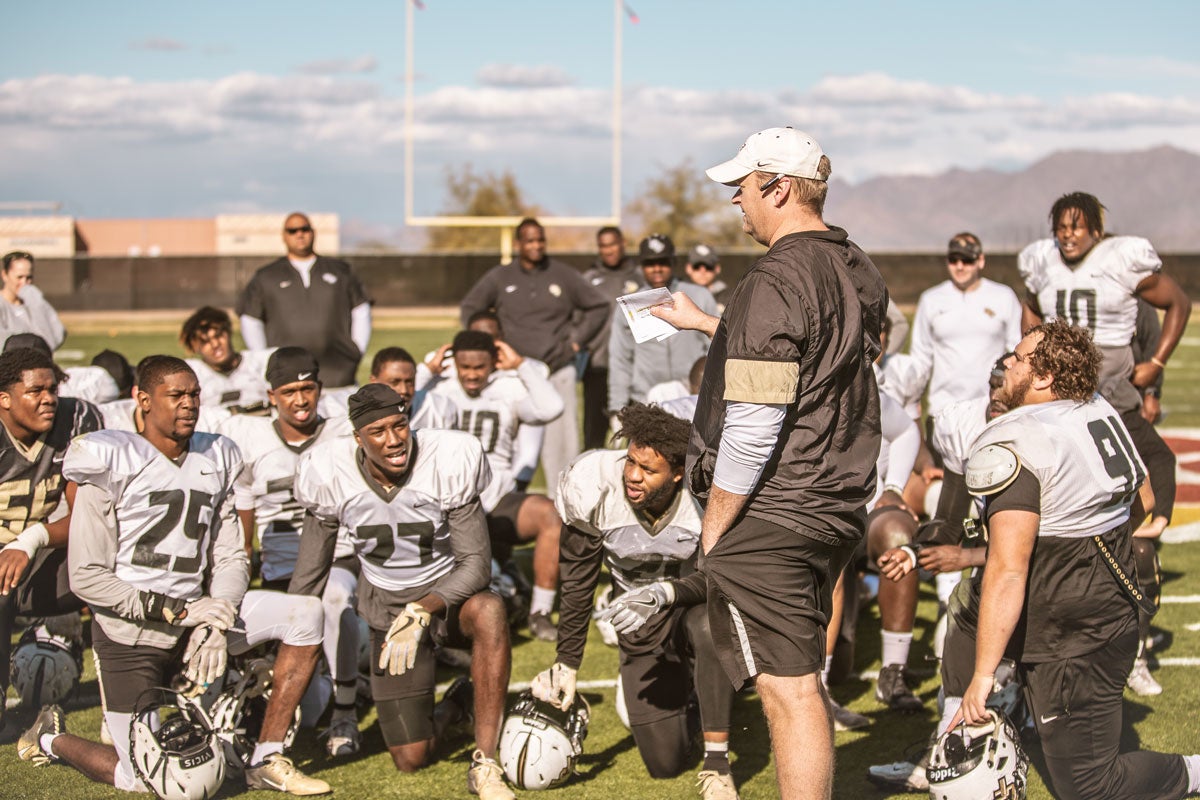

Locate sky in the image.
[4,0,1200,246]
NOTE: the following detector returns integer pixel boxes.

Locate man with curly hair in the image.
[530,403,740,799]
[950,320,1200,799]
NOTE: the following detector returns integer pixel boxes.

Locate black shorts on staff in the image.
[703,514,858,690]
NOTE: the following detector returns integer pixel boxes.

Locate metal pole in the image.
[404,0,415,225]
[612,0,622,222]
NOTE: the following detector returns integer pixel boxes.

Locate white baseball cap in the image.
[706,127,826,185]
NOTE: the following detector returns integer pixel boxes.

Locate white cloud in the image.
[294,55,378,75]
[476,64,574,88]
[1,70,1198,223]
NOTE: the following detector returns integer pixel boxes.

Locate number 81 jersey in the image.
[63,429,243,599]
[294,429,491,593]
[970,394,1146,538]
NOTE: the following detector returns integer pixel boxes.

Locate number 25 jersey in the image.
[63,429,243,601]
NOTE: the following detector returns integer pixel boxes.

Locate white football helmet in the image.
[928,709,1028,800]
[499,691,590,790]
[10,623,83,708]
[130,689,226,800]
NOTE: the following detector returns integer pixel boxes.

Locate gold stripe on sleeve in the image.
[723,359,798,404]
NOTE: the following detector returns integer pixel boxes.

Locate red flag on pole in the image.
[623,3,639,23]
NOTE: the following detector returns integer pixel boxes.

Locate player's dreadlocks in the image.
[0,347,65,393]
[1050,192,1106,238]
[1026,319,1101,402]
[136,355,196,394]
[616,402,691,470]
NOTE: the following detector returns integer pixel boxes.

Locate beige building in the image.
[0,213,339,258]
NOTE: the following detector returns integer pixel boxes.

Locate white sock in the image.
[1184,754,1200,793]
[881,630,913,667]
[821,655,833,687]
[334,679,358,710]
[938,697,963,737]
[251,741,284,765]
[40,733,62,756]
[935,571,961,605]
[531,586,557,616]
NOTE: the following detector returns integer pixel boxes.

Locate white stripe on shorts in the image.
[726,600,757,676]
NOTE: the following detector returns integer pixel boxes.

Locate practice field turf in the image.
[3,311,1200,798]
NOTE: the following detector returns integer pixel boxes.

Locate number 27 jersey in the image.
[294,429,491,593]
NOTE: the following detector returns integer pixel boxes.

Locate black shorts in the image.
[367,601,472,703]
[91,620,184,713]
[703,514,857,690]
[486,491,528,545]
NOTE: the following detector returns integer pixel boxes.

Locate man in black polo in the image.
[459,218,608,499]
[238,212,372,388]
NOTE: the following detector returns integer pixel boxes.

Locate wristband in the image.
[1144,387,1162,399]
[141,591,188,623]
[883,484,906,497]
[1150,357,1167,369]
[898,545,918,571]
[1,522,50,560]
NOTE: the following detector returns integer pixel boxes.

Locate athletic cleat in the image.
[829,698,870,731]
[245,753,331,795]
[866,760,929,792]
[696,769,741,799]
[17,704,65,766]
[1126,657,1162,696]
[528,611,558,642]
[321,715,361,757]
[467,749,515,800]
[876,664,924,712]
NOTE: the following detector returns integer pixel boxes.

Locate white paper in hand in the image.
[616,288,679,343]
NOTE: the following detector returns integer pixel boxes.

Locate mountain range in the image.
[824,145,1200,252]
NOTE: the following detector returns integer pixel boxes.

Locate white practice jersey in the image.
[218,414,353,581]
[910,278,1022,415]
[430,360,562,512]
[1018,236,1160,348]
[657,394,698,422]
[99,398,231,435]
[646,379,690,405]
[970,395,1146,538]
[60,366,121,405]
[556,449,702,594]
[294,429,491,593]
[187,349,273,409]
[63,429,242,599]
[875,353,925,420]
[872,390,920,507]
[932,396,990,475]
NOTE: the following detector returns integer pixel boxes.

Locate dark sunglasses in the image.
[947,255,977,265]
[690,263,717,271]
[285,225,313,235]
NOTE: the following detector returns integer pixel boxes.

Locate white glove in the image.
[599,581,675,635]
[531,663,578,711]
[183,625,228,687]
[180,597,237,630]
[379,602,432,676]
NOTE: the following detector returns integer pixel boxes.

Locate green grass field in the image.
[3,311,1200,799]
